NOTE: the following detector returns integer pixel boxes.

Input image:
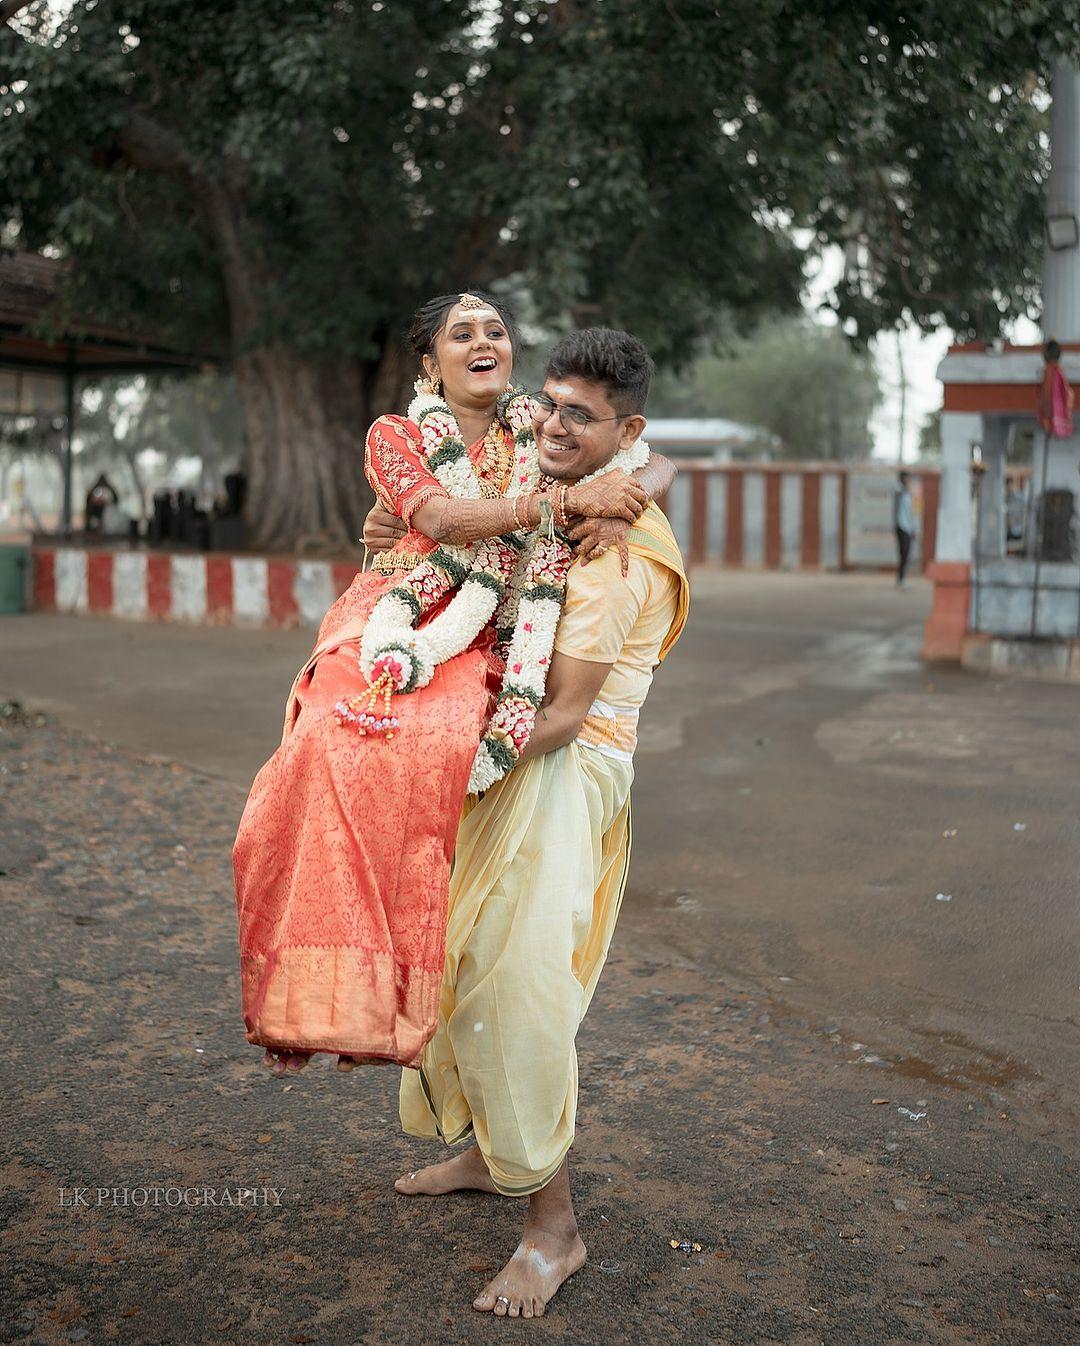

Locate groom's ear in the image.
[618,414,647,449]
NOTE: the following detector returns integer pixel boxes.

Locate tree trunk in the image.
[121,446,148,522]
[232,344,414,555]
[196,181,415,555]
[189,398,235,508]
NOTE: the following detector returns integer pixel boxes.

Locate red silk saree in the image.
[233,416,504,1068]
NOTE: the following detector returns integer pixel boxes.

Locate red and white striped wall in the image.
[661,462,939,571]
[31,548,361,629]
[662,464,844,569]
[28,464,941,628]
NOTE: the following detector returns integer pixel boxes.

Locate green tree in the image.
[2,1,1077,549]
[651,317,881,460]
[918,408,943,460]
[0,412,64,521]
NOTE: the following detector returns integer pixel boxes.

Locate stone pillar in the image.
[936,411,979,562]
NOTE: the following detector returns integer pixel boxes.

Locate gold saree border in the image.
[240,948,445,1070]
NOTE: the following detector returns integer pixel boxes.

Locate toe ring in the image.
[496,1296,510,1306]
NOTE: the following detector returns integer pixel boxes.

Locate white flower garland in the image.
[468,438,647,791]
[336,388,648,792]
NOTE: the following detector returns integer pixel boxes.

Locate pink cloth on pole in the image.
[1038,363,1075,439]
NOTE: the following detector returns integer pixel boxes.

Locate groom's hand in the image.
[363,504,407,552]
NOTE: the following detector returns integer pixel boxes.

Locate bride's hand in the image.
[568,517,631,576]
[566,470,648,522]
[363,504,407,552]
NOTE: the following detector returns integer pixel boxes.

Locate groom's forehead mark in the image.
[547,381,605,413]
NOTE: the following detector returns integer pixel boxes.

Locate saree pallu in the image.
[233,559,500,1069]
[397,741,634,1194]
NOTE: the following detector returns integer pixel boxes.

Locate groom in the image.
[366,327,688,1318]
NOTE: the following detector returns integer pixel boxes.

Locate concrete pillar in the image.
[923,410,979,661]
[1042,63,1080,551]
[976,417,1007,559]
[1044,63,1080,343]
[936,411,980,563]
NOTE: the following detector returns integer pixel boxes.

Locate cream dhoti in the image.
[399,740,633,1193]
[399,504,689,1194]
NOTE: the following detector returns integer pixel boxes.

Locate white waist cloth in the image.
[574,699,639,761]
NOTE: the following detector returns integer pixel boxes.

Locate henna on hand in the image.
[567,470,649,522]
[568,516,632,577]
[411,494,521,545]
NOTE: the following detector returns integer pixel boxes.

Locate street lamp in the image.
[1046,212,1079,250]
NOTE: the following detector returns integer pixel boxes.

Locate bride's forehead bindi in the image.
[445,306,500,330]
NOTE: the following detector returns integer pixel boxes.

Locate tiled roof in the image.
[0,250,222,373]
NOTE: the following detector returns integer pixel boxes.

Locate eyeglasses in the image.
[527,391,627,435]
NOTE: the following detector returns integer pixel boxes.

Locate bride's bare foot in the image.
[394,1145,499,1196]
[472,1220,587,1318]
[262,1048,312,1075]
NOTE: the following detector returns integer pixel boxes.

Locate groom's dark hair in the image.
[544,327,655,414]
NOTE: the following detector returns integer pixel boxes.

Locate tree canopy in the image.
[2,1,1078,547]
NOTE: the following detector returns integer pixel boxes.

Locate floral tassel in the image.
[333,659,403,738]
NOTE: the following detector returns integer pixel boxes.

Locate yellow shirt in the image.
[553,547,682,711]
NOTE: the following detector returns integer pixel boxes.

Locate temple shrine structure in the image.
[925,62,1080,677]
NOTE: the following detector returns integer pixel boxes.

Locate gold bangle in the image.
[555,483,571,529]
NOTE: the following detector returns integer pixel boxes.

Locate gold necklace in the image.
[478,419,513,498]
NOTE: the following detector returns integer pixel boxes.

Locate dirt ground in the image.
[1,573,1078,1345]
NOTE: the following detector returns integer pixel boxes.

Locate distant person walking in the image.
[893,470,915,586]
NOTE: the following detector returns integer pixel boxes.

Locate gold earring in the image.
[417,363,441,398]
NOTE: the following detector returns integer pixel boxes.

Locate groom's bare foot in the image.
[472,1219,587,1318]
[394,1145,499,1196]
